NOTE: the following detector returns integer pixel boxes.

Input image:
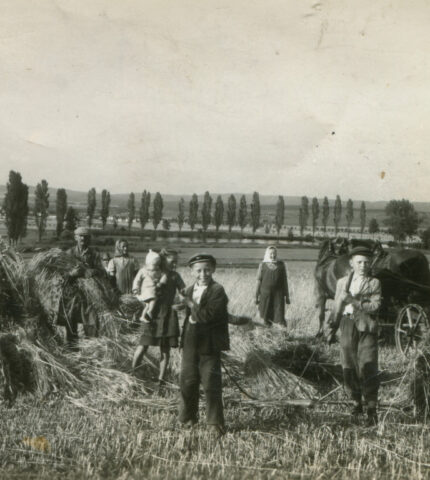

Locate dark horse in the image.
[314,239,430,337]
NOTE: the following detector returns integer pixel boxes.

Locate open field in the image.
[1,262,430,479]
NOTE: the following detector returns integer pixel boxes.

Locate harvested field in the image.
[0,252,430,479]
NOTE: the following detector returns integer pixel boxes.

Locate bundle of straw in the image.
[26,249,120,332]
[0,239,28,320]
[224,327,319,402]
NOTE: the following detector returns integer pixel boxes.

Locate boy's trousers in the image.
[339,315,379,408]
[179,327,224,426]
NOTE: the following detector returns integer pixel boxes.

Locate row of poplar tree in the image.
[3,170,381,245]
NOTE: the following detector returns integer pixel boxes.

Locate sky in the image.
[0,0,429,201]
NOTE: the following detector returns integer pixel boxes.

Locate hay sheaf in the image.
[0,246,144,404]
[225,328,320,402]
[26,249,120,325]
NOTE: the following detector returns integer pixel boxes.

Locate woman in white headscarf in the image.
[255,246,290,326]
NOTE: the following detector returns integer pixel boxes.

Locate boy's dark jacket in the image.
[181,280,230,353]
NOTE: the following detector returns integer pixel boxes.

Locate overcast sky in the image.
[0,0,429,201]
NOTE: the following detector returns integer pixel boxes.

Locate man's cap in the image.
[101,252,110,260]
[188,253,216,268]
[74,227,91,236]
[349,246,373,258]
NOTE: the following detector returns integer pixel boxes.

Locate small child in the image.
[133,250,167,321]
[179,253,230,437]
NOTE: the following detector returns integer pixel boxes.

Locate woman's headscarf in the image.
[262,246,277,263]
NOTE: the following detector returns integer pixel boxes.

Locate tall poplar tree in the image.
[322,196,330,234]
[226,195,236,233]
[346,199,354,237]
[100,189,111,229]
[34,179,50,241]
[127,192,135,230]
[311,197,319,237]
[56,188,68,237]
[360,201,367,236]
[214,195,224,232]
[275,196,285,236]
[333,195,342,235]
[188,194,199,231]
[238,195,248,233]
[250,191,261,233]
[201,191,212,234]
[3,170,29,245]
[177,197,185,232]
[152,192,164,231]
[139,190,151,230]
[87,188,96,227]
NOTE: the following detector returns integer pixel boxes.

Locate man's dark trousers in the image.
[340,315,379,408]
[179,325,224,426]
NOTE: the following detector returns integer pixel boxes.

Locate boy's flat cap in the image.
[349,246,373,258]
[188,253,216,267]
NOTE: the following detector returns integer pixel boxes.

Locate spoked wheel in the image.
[395,304,429,357]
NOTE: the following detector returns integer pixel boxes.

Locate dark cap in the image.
[188,253,216,268]
[349,246,373,258]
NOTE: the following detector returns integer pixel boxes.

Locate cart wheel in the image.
[395,304,429,357]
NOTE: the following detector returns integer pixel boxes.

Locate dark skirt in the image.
[138,320,179,348]
[259,289,286,325]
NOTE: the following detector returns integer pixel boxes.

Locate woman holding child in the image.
[132,249,185,385]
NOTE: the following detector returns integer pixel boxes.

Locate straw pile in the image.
[224,327,320,403]
[0,245,147,404]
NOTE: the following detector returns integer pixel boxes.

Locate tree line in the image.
[1,170,425,245]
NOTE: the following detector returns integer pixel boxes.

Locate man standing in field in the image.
[66,227,104,346]
[328,247,382,426]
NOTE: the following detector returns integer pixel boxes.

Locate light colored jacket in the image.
[331,274,382,333]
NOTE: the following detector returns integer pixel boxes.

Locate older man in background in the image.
[65,227,105,347]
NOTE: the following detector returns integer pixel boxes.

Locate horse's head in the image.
[317,239,337,264]
[337,238,349,255]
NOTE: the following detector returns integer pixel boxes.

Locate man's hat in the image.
[349,246,373,258]
[188,253,216,268]
[74,226,91,236]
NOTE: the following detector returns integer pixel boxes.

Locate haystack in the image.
[0,244,146,404]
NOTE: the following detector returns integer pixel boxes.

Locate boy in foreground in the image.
[178,254,229,437]
[328,246,382,426]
